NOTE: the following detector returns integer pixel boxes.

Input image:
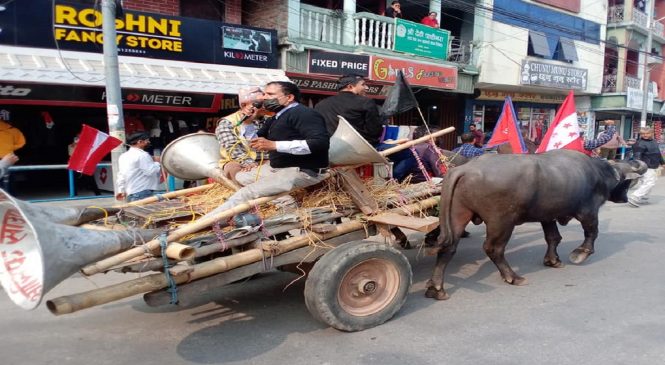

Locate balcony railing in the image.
[607,5,648,28]
[625,75,641,90]
[297,6,472,65]
[602,74,642,92]
[300,4,344,45]
[602,73,617,92]
[354,12,394,50]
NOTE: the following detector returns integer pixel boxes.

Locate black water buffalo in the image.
[426,149,646,300]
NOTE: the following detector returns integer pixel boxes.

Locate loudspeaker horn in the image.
[14,198,120,226]
[0,190,160,310]
[161,132,224,180]
[329,116,388,166]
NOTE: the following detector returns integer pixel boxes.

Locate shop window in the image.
[528,31,551,58]
[554,37,578,63]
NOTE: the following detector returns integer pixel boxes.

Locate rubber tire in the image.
[304,241,412,332]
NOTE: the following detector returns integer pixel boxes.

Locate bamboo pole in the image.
[379,127,455,157]
[80,193,286,276]
[47,197,440,315]
[115,183,215,208]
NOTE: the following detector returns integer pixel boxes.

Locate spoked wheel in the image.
[304,241,412,332]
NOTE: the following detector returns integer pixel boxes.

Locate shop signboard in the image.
[626,87,654,112]
[478,90,566,104]
[0,83,220,112]
[0,0,278,68]
[520,60,588,90]
[370,56,457,89]
[393,19,449,61]
[287,73,390,98]
[308,51,371,77]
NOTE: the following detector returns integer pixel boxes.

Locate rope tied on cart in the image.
[155,193,167,202]
[158,232,179,305]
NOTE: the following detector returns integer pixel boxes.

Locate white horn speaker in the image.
[329,116,388,166]
[0,190,160,310]
[161,132,224,180]
[14,199,120,226]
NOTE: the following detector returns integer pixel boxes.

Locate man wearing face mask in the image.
[206,81,330,214]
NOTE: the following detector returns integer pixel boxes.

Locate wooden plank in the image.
[337,169,379,215]
[368,213,439,233]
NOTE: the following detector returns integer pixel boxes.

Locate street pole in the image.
[640,0,655,128]
[101,0,125,195]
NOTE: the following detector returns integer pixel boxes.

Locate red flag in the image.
[535,91,588,155]
[485,96,527,153]
[68,125,122,175]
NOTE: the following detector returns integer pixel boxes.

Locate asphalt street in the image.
[1,178,664,365]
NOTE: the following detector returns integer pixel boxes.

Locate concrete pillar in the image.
[430,0,442,24]
[343,0,356,46]
[288,0,301,39]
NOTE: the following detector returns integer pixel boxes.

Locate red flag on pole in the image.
[535,90,588,155]
[485,96,528,153]
[67,125,122,175]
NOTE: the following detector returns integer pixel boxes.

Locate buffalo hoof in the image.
[504,275,528,286]
[425,287,450,300]
[543,258,564,268]
[569,248,593,264]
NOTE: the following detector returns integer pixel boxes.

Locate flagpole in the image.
[102,0,126,196]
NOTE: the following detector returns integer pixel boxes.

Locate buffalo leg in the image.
[541,221,564,268]
[569,215,598,264]
[426,208,472,300]
[483,222,527,286]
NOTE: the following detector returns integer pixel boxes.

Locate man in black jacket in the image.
[315,74,384,145]
[208,81,330,214]
[628,126,664,207]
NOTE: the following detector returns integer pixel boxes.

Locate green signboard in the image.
[393,19,449,60]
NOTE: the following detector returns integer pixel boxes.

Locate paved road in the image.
[2,179,665,365]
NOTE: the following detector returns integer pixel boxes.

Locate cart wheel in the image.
[304,241,412,332]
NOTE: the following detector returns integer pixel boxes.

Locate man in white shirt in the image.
[115,132,162,202]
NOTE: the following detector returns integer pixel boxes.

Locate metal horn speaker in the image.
[329,116,388,166]
[0,190,160,310]
[13,198,120,226]
[161,132,224,180]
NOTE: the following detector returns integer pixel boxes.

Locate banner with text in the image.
[0,83,220,112]
[520,60,588,90]
[626,87,654,112]
[287,73,390,98]
[393,19,449,61]
[308,51,371,77]
[0,0,278,68]
[370,56,457,89]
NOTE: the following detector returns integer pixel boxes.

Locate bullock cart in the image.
[0,124,455,332]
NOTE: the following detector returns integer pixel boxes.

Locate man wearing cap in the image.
[215,87,269,183]
[206,81,329,215]
[315,74,383,145]
[0,109,25,192]
[115,132,162,202]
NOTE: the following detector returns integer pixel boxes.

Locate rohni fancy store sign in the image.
[0,0,278,68]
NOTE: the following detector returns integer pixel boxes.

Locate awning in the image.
[557,37,579,62]
[528,31,551,58]
[0,45,289,94]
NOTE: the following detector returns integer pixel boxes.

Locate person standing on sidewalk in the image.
[0,109,25,192]
[628,126,664,207]
[115,132,162,202]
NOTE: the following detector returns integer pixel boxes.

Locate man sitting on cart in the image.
[206,81,330,216]
[214,87,270,184]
